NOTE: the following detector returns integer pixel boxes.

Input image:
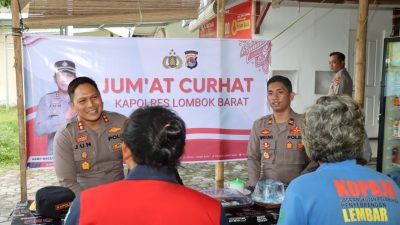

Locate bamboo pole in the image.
[215,0,225,189]
[354,0,369,108]
[11,0,28,201]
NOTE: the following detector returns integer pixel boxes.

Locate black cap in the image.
[36,186,75,219]
[54,60,76,74]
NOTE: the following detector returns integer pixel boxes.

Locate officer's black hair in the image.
[122,106,186,170]
[267,75,293,93]
[329,52,345,62]
[67,76,100,101]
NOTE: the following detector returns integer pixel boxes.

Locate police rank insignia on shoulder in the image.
[81,161,91,170]
[78,121,85,131]
[102,114,109,123]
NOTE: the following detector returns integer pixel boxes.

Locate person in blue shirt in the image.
[65,106,229,225]
[278,95,400,225]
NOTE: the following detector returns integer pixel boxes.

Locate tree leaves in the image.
[0,0,11,8]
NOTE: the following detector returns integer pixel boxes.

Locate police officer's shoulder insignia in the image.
[286,141,293,149]
[102,114,109,123]
[76,135,88,143]
[288,118,294,125]
[263,152,271,159]
[260,129,271,135]
[81,161,91,170]
[112,142,123,151]
[77,121,85,131]
[108,127,122,133]
[289,126,301,134]
[267,117,273,125]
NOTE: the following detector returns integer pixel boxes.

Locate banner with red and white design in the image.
[23,35,271,168]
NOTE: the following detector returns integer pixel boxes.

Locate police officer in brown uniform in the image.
[327,52,353,97]
[327,52,372,164]
[35,60,76,155]
[247,75,311,190]
[54,77,126,195]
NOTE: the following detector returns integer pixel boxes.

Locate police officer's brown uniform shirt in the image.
[247,110,308,187]
[327,68,353,97]
[54,111,126,195]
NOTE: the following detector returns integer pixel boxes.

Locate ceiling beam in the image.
[24,8,198,28]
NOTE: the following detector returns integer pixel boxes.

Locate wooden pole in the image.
[354,0,369,108]
[11,0,28,201]
[215,0,225,189]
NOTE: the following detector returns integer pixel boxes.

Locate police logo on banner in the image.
[184,50,198,69]
[163,49,182,69]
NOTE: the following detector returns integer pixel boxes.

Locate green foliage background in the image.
[0,0,11,8]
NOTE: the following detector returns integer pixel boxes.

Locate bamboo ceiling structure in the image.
[19,0,201,28]
[18,0,400,29]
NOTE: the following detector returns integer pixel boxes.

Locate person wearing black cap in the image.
[64,106,229,225]
[35,60,77,155]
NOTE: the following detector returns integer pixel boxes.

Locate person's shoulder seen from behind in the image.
[65,106,228,225]
[278,95,400,225]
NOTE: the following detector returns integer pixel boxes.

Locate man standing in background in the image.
[328,52,353,97]
[35,60,77,155]
[327,52,372,164]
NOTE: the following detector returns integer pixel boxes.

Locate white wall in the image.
[165,21,199,38]
[0,28,17,107]
[253,6,392,113]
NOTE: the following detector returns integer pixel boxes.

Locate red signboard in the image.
[200,0,252,39]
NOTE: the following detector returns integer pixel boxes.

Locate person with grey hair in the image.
[278,95,400,225]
